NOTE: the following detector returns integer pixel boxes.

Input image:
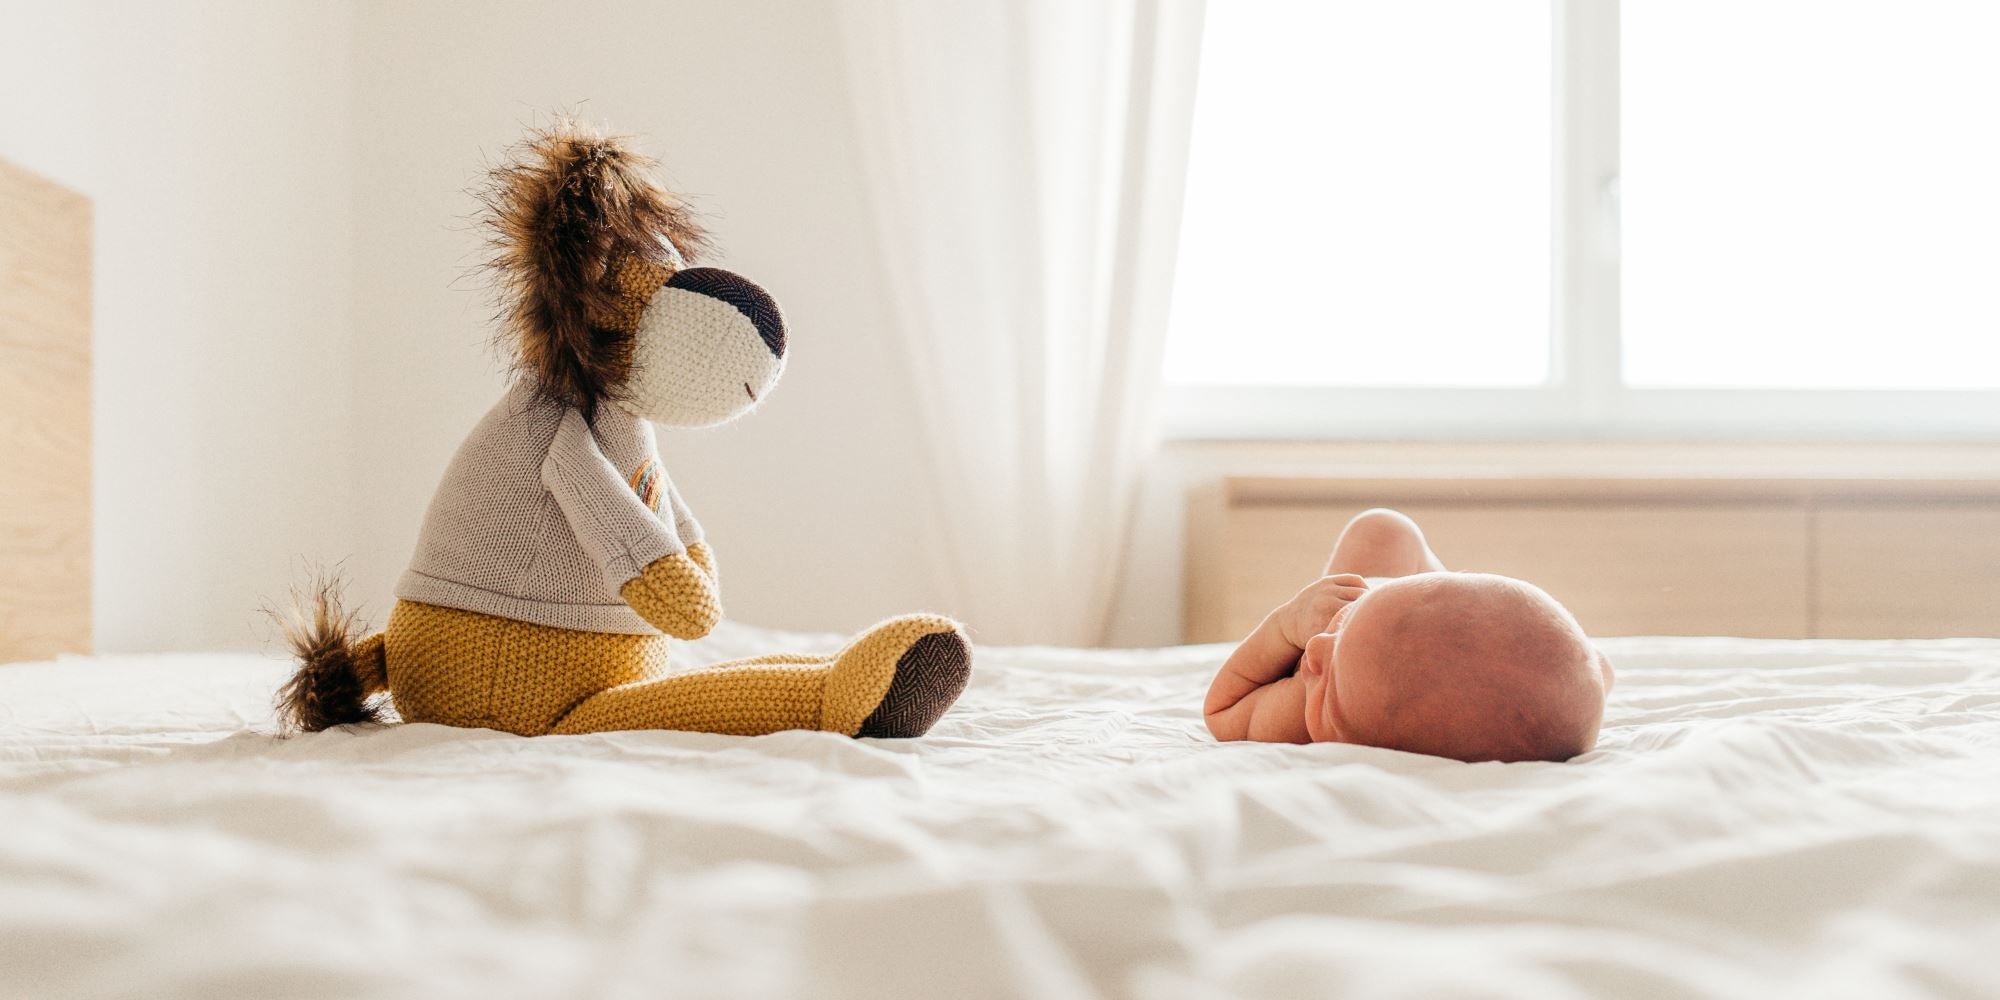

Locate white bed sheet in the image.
[3,625,1999,999]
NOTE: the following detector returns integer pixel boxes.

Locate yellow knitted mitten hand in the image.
[620,542,722,639]
[684,540,717,581]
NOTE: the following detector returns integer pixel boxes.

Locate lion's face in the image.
[617,267,787,428]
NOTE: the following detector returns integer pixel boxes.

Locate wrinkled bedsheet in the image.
[3,626,1999,999]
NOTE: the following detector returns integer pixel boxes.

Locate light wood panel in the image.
[1188,476,2000,643]
[1816,504,2000,639]
[1182,479,1232,645]
[0,158,91,661]
[1215,502,1811,641]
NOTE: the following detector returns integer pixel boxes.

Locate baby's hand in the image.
[1280,574,1368,649]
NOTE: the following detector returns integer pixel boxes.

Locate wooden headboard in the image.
[0,157,91,661]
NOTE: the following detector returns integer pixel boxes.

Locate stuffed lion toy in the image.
[278,118,972,739]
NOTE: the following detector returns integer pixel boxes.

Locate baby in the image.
[1204,509,1612,762]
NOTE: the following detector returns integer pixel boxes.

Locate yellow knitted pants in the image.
[383,601,968,738]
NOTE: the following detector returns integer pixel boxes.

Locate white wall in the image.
[2,0,963,652]
[1,1,356,652]
[345,0,945,636]
[0,0,1190,651]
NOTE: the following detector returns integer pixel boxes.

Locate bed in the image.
[5,623,1998,999]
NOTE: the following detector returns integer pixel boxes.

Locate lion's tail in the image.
[274,572,389,733]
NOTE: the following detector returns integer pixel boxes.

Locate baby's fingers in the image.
[1287,576,1368,640]
[1307,576,1369,606]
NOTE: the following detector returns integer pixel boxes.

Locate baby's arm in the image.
[1205,621,1314,744]
[1205,574,1367,743]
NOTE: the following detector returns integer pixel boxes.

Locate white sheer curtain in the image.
[838,0,1204,645]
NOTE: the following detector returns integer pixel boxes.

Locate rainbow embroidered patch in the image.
[629,458,665,515]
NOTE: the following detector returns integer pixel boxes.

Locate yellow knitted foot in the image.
[822,615,973,738]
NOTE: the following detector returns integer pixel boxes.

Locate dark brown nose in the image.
[665,267,787,359]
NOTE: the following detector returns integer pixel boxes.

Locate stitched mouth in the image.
[743,381,757,402]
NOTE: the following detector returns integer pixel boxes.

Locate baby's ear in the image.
[1300,631,1336,676]
[1595,648,1615,692]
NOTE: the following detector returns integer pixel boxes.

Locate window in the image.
[1164,2,1551,389]
[1164,0,2000,439]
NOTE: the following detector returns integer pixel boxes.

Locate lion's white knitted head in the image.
[620,264,786,428]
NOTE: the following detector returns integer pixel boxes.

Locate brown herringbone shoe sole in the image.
[855,631,972,738]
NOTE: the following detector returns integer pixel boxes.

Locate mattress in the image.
[3,625,1998,999]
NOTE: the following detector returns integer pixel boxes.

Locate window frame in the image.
[1162,0,2000,443]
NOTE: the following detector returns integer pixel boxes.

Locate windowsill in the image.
[1161,438,2000,484]
[1159,385,2000,443]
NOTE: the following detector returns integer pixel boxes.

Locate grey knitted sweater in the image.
[396,380,702,634]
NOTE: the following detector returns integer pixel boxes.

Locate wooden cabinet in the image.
[1186,477,2000,642]
[0,158,92,662]
[1815,504,2000,638]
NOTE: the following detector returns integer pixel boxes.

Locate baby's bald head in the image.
[1303,573,1610,763]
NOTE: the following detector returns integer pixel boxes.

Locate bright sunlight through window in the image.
[1162,1,1552,387]
[1623,1,2000,389]
[1166,1,2000,437]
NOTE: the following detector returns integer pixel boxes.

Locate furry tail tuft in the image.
[273,572,388,733]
